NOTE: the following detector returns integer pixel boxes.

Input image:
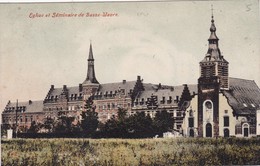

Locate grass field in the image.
[1,138,260,166]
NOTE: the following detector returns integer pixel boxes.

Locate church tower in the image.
[82,43,100,100]
[197,10,229,137]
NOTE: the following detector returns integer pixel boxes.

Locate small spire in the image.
[210,5,216,32]
[83,42,99,84]
[88,42,94,60]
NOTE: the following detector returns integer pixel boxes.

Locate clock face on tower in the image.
[205,101,212,109]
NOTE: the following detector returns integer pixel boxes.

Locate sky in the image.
[0,0,259,112]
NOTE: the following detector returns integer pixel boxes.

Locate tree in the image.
[44,117,55,133]
[28,121,43,133]
[127,112,154,138]
[54,115,75,133]
[100,108,129,138]
[81,96,99,137]
[153,110,174,136]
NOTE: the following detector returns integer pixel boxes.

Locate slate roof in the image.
[223,77,260,115]
[3,100,44,113]
[96,81,136,95]
[137,84,197,104]
[46,81,158,100]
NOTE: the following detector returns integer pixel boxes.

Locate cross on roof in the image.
[211,5,214,19]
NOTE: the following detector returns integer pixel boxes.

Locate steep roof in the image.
[3,100,44,113]
[45,80,157,100]
[223,77,260,115]
[137,84,197,102]
[97,81,136,94]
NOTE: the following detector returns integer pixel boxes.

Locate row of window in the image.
[135,96,176,105]
[94,89,128,97]
[188,116,229,127]
[2,115,39,123]
[97,102,131,110]
[47,94,83,101]
[45,105,82,111]
[5,106,26,112]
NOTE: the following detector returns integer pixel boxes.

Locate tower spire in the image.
[205,7,221,61]
[83,42,99,84]
[199,8,229,90]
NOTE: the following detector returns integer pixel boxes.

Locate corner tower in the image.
[198,10,229,137]
[82,43,100,100]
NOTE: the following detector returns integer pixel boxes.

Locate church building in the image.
[181,14,260,138]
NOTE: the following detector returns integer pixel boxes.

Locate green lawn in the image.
[1,138,260,166]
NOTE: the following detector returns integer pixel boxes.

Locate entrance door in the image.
[243,123,249,137]
[244,128,249,137]
[206,123,212,137]
[190,129,194,137]
[224,128,229,137]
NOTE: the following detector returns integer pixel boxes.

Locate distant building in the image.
[2,13,260,137]
[2,100,44,131]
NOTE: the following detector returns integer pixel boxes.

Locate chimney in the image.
[158,83,162,89]
[79,84,83,92]
[123,80,126,84]
[29,100,32,105]
[170,87,174,91]
[51,85,54,89]
[63,85,67,90]
[137,75,141,80]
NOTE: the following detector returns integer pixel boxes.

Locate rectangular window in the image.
[188,117,194,127]
[224,116,229,127]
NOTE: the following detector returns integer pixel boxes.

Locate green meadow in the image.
[1,138,260,166]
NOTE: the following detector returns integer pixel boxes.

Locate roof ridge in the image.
[9,100,43,104]
[229,77,255,82]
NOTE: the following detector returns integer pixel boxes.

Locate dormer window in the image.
[251,104,255,108]
[161,97,165,104]
[140,98,144,105]
[243,103,247,107]
[135,99,139,105]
